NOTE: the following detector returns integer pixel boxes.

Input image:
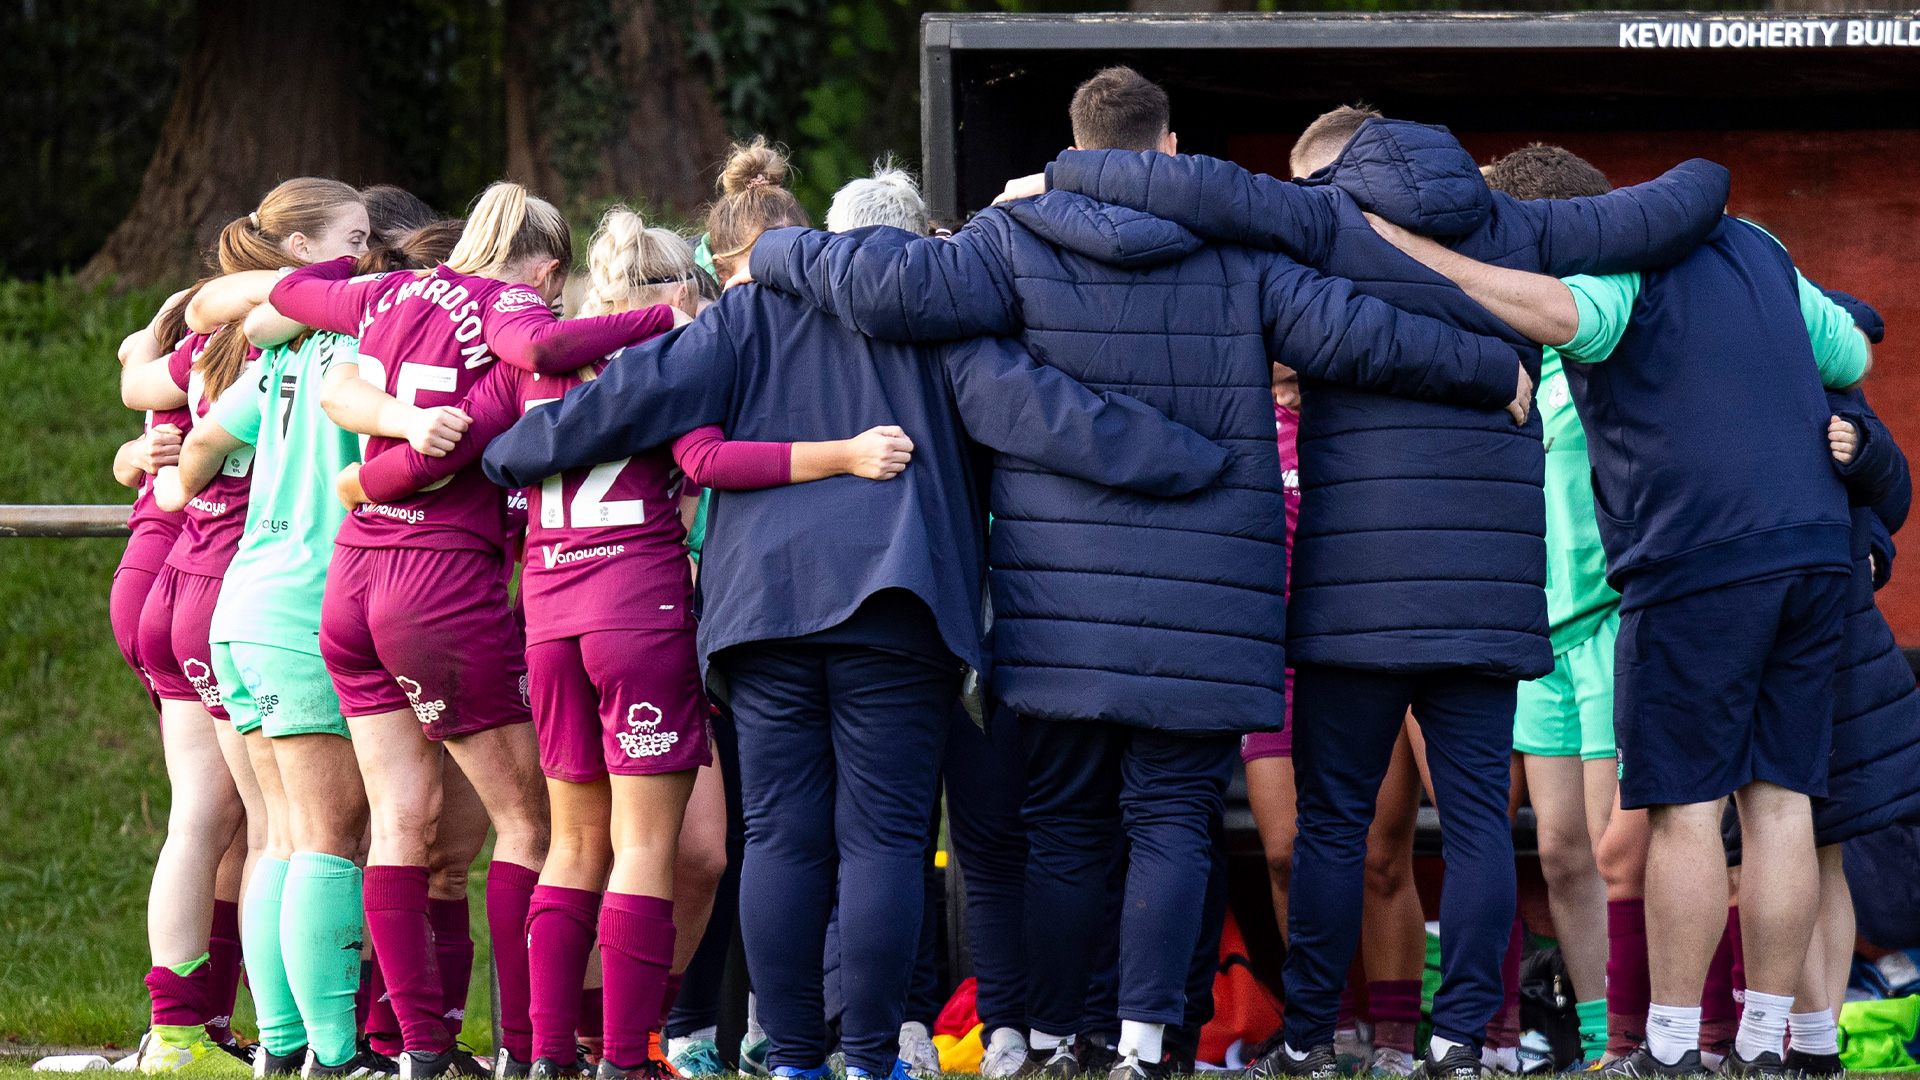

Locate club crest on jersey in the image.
[615,702,679,759]
[492,288,544,315]
[182,658,223,711]
[396,675,447,727]
[1545,372,1573,411]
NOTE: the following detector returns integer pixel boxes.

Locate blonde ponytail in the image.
[447,181,572,280]
[578,207,697,318]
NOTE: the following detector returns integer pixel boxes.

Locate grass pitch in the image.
[0,278,494,1051]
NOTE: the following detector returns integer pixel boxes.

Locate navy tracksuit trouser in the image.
[1020,716,1238,1033]
[727,642,960,1074]
[853,705,1034,1040]
[1077,809,1229,1055]
[944,705,1032,1036]
[1285,664,1518,1052]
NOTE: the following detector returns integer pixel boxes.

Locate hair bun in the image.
[720,136,790,196]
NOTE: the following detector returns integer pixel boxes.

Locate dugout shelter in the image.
[921,8,1920,643]
[920,10,1920,998]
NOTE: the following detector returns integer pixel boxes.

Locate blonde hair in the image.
[578,207,698,318]
[202,177,362,400]
[446,181,572,280]
[705,137,810,280]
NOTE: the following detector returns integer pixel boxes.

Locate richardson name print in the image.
[1618,17,1920,49]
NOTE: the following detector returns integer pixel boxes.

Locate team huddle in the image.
[102,61,1913,1080]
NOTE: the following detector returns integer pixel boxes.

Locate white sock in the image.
[1117,1021,1163,1064]
[1283,1044,1309,1063]
[988,1029,1028,1051]
[1428,1036,1463,1062]
[1646,1004,1701,1066]
[667,1028,719,1057]
[746,993,766,1043]
[1030,1031,1069,1052]
[1787,1009,1838,1056]
[664,1030,718,1053]
[1737,991,1793,1061]
[901,1022,930,1043]
[1477,1045,1518,1072]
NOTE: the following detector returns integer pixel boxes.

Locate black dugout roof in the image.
[920,11,1920,221]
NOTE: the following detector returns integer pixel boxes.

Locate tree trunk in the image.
[505,0,730,221]
[81,0,383,287]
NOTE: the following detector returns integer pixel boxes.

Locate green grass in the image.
[0,277,495,1051]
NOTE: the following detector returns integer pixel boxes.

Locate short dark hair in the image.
[1069,66,1170,153]
[1482,144,1612,200]
[1289,103,1382,176]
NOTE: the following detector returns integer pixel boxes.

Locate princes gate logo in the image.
[1617,17,1920,48]
[397,675,447,727]
[183,658,222,711]
[616,703,680,759]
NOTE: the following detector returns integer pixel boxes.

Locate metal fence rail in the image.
[0,504,132,538]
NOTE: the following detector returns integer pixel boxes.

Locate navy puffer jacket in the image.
[1816,388,1918,844]
[750,194,1528,734]
[1044,122,1729,680]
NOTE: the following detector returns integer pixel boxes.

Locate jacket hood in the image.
[1305,118,1493,237]
[1005,190,1203,268]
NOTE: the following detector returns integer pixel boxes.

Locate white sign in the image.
[1617,18,1920,48]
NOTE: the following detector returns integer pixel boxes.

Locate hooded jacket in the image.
[480,283,1232,688]
[1820,388,1919,843]
[1041,121,1729,679]
[749,192,1529,732]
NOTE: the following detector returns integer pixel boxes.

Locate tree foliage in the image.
[11,0,1775,281]
[0,1,191,280]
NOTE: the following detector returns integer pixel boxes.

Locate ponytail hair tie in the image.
[248,211,261,229]
[747,175,771,188]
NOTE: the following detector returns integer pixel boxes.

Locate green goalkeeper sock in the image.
[244,858,309,1057]
[282,852,365,1068]
[1577,998,1608,1061]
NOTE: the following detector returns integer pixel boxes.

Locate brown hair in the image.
[153,279,213,357]
[355,219,466,275]
[201,177,364,400]
[705,138,810,281]
[1482,144,1613,201]
[360,185,438,249]
[446,181,572,280]
[1069,66,1170,153]
[1290,103,1382,178]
